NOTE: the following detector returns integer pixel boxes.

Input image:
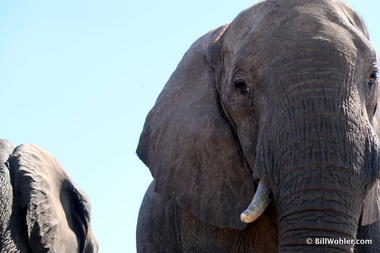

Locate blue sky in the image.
[0,1,378,252]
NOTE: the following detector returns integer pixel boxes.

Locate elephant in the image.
[136,0,380,252]
[0,139,98,253]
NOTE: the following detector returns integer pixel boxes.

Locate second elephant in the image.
[0,139,98,253]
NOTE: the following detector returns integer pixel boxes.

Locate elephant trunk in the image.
[252,91,380,252]
[277,174,361,252]
[275,134,374,252]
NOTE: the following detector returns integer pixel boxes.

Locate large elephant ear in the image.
[8,144,98,253]
[137,25,254,229]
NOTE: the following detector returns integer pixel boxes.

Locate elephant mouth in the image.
[240,181,272,223]
[240,157,380,224]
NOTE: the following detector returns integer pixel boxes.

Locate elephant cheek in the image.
[235,124,259,170]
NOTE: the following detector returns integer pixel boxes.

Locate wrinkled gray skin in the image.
[0,139,98,253]
[137,0,380,252]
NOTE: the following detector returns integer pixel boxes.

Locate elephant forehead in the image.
[224,0,363,58]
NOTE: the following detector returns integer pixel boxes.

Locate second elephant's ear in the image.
[8,144,98,253]
[137,25,253,229]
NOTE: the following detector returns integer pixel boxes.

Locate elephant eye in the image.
[234,80,249,94]
[365,72,378,115]
[366,73,377,94]
[368,73,377,85]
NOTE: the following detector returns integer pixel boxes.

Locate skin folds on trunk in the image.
[253,82,378,252]
[271,131,373,252]
[277,175,361,252]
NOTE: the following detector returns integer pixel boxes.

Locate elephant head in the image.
[137,0,379,252]
[0,140,98,253]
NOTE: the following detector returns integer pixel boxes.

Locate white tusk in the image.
[240,181,271,223]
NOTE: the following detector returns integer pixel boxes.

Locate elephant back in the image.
[0,140,33,252]
[0,140,14,245]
